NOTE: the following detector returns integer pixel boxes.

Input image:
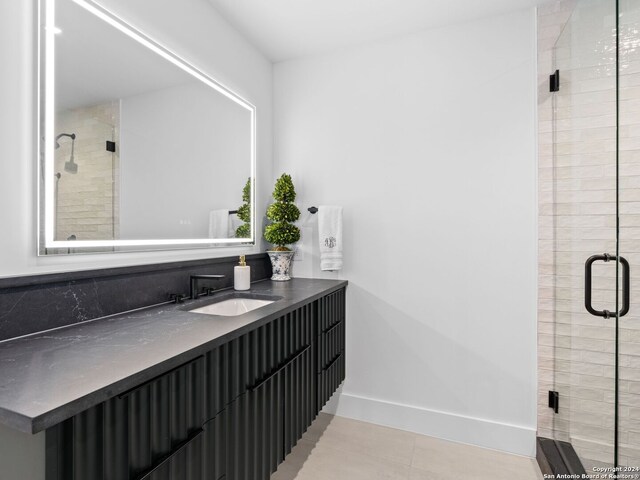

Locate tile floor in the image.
[272,413,543,480]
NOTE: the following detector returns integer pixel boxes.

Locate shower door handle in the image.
[621,256,630,317]
[585,254,630,318]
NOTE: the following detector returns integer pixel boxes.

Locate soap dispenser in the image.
[234,255,250,291]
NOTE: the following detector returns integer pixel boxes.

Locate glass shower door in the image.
[549,0,640,473]
[550,0,619,471]
[618,0,640,472]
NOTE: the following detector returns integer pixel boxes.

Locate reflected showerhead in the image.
[55,132,76,149]
[56,133,78,174]
[64,156,78,174]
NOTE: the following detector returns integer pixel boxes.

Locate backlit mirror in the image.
[39,0,256,254]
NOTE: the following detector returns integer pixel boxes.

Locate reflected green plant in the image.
[235,178,251,238]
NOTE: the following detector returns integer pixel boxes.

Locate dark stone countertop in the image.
[0,278,347,434]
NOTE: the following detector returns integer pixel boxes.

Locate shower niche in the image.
[39,0,256,254]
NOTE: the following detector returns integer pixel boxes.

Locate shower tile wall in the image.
[538,0,640,469]
[54,102,119,241]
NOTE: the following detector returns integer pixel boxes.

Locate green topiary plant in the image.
[235,178,251,238]
[264,174,300,250]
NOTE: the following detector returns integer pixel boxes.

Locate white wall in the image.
[274,9,538,455]
[0,0,272,277]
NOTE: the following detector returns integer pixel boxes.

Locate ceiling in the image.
[206,0,543,62]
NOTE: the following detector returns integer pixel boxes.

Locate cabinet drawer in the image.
[317,289,345,334]
[317,352,345,411]
[138,413,225,480]
[208,302,314,409]
[46,356,207,480]
[317,320,345,373]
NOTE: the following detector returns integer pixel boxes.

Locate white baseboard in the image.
[322,390,536,457]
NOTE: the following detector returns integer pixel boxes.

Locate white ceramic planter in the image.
[267,250,295,281]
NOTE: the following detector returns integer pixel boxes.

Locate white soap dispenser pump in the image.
[234,255,250,291]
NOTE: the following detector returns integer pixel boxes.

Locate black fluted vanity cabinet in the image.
[317,289,346,410]
[45,288,346,480]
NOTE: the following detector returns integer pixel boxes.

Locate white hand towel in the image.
[208,210,229,239]
[228,213,243,238]
[318,206,343,271]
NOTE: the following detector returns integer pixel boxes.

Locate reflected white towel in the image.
[318,205,343,271]
[229,213,243,238]
[209,210,229,239]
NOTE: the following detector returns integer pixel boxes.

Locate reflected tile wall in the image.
[54,101,119,241]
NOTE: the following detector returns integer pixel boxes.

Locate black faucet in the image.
[190,274,225,299]
[169,293,190,304]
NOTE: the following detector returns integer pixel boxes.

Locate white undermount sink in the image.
[189,298,275,317]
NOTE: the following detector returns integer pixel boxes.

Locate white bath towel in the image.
[208,210,229,239]
[318,206,343,271]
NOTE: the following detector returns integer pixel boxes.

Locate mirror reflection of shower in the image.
[55,133,78,174]
[53,102,119,243]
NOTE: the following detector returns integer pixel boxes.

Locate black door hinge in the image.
[550,70,560,92]
[548,390,559,413]
[106,140,116,152]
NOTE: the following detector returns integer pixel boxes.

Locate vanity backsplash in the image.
[0,254,271,341]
